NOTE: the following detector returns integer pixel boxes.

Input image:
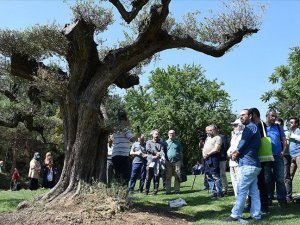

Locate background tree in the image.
[124,64,234,169]
[261,46,300,120]
[0,0,262,203]
[0,71,63,182]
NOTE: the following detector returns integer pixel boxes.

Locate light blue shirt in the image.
[289,128,300,158]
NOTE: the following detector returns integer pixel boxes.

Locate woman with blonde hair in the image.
[42,152,56,188]
[44,152,53,166]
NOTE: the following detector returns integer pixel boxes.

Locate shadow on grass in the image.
[130,201,196,222]
[183,195,234,220]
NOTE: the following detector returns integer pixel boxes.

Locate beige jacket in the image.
[28,159,41,179]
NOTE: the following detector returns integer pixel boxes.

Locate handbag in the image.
[258,121,274,162]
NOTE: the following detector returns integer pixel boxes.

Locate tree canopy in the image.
[125,64,234,168]
[261,46,300,120]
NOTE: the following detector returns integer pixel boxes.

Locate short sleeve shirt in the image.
[202,135,222,156]
[267,124,285,155]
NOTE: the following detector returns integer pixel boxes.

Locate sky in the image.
[0,0,300,118]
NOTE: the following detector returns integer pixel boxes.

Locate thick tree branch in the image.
[9,52,68,105]
[138,0,170,40]
[0,89,17,101]
[10,53,68,81]
[62,20,100,97]
[11,53,37,81]
[109,0,149,23]
[99,0,170,89]
[113,72,139,88]
[108,25,258,76]
[0,113,46,143]
[164,27,259,57]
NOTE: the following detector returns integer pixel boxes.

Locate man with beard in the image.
[223,109,261,222]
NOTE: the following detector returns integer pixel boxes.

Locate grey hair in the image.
[266,109,277,116]
[208,124,218,130]
[150,129,159,135]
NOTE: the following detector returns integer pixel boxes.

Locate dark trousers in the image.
[258,162,269,209]
[161,169,166,190]
[204,157,222,196]
[283,155,292,199]
[204,172,209,188]
[106,158,114,185]
[129,162,146,192]
[145,167,160,194]
[29,178,39,190]
[112,156,131,186]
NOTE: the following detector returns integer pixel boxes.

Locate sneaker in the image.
[165,191,171,195]
[152,191,158,195]
[211,194,221,200]
[144,191,149,195]
[222,216,238,222]
[245,216,261,221]
[174,191,180,194]
[218,192,224,198]
[129,191,134,195]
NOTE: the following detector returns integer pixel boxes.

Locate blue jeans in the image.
[231,166,261,220]
[264,155,287,202]
[129,162,146,192]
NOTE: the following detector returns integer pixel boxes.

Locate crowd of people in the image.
[107,108,300,222]
[0,151,56,191]
[107,111,183,195]
[220,108,300,222]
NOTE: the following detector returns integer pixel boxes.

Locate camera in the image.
[198,131,207,142]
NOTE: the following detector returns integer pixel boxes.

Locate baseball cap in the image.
[231,119,241,125]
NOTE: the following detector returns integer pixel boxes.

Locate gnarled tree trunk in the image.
[0,0,260,204]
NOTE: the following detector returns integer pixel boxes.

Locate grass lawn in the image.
[131,172,300,225]
[0,189,47,213]
[1,173,300,225]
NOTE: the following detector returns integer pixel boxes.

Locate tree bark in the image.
[41,99,109,202]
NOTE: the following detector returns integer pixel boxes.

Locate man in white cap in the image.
[227,118,244,197]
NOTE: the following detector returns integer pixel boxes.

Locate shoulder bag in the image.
[258,121,274,162]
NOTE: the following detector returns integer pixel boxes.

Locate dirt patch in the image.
[0,193,194,225]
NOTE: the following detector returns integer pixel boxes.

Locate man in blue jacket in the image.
[223,109,261,222]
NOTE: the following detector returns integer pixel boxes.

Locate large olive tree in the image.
[0,0,262,202]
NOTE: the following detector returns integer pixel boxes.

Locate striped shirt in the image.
[112,129,133,157]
